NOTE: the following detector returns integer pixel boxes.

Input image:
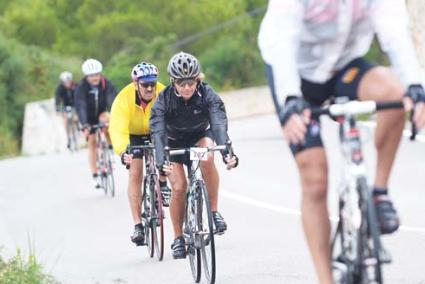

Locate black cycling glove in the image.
[405,84,425,104]
[278,96,310,127]
[222,153,239,168]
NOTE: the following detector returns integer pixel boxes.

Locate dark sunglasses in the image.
[138,81,157,88]
[174,78,197,87]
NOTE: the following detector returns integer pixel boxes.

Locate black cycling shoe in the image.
[160,184,171,207]
[374,195,400,234]
[212,211,227,233]
[171,236,186,259]
[131,223,145,246]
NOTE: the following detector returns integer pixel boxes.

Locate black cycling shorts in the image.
[129,134,151,159]
[167,129,214,166]
[266,57,376,155]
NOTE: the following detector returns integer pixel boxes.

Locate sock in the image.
[159,180,167,187]
[92,173,98,178]
[135,223,144,230]
[373,187,388,197]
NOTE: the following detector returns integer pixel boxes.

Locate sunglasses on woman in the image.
[174,78,197,87]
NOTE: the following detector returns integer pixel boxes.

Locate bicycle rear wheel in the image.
[185,191,201,283]
[197,181,216,284]
[357,177,383,284]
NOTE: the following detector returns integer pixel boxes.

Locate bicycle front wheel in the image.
[358,177,383,284]
[185,190,201,283]
[142,176,154,258]
[105,149,115,197]
[197,181,216,284]
[151,175,164,261]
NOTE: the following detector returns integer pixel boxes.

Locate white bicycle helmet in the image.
[82,59,103,76]
[131,62,159,82]
[59,71,73,82]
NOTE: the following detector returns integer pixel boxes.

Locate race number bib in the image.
[190,148,209,161]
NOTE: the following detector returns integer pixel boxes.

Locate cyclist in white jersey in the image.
[258,1,425,283]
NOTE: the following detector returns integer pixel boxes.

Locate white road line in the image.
[221,190,425,234]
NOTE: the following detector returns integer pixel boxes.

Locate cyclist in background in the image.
[150,52,239,259]
[258,0,425,283]
[75,59,118,188]
[55,71,77,149]
[109,62,171,246]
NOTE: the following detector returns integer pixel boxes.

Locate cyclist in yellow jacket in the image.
[109,62,171,246]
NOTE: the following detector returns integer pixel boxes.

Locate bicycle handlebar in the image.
[88,123,109,130]
[310,100,417,140]
[164,140,234,165]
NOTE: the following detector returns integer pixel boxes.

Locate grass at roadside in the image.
[0,248,59,284]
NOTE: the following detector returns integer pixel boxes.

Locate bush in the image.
[0,249,58,284]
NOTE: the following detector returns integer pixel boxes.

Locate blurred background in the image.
[0,0,396,158]
[0,1,425,283]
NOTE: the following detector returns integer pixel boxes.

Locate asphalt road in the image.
[1,114,425,284]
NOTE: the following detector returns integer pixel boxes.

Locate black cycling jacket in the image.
[150,82,229,167]
[74,76,117,125]
[55,82,76,110]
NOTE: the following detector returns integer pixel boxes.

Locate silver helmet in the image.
[167,52,201,79]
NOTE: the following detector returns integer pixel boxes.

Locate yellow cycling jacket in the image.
[109,82,165,155]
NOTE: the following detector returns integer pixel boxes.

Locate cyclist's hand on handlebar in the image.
[120,152,133,166]
[224,154,238,170]
[404,84,425,129]
[279,96,311,145]
[160,163,173,176]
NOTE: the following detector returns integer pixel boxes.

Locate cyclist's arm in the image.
[204,85,229,147]
[109,92,130,156]
[74,84,89,126]
[150,92,168,167]
[258,0,304,108]
[372,0,425,86]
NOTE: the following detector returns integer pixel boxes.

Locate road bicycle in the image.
[165,141,234,284]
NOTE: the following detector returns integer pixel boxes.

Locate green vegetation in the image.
[0,0,386,157]
[0,248,58,284]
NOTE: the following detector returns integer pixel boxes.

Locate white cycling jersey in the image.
[258,0,425,106]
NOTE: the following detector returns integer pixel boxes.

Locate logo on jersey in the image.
[342,67,359,84]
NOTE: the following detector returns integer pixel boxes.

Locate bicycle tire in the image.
[142,176,154,257]
[198,181,216,284]
[331,188,357,284]
[151,175,164,261]
[357,177,383,284]
[105,149,115,197]
[185,191,201,283]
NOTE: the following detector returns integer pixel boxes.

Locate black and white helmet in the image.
[167,52,201,79]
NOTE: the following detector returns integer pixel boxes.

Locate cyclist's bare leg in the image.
[198,137,219,211]
[62,113,69,139]
[98,112,112,145]
[128,159,144,225]
[358,67,405,188]
[87,133,97,174]
[168,163,187,238]
[296,147,332,284]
